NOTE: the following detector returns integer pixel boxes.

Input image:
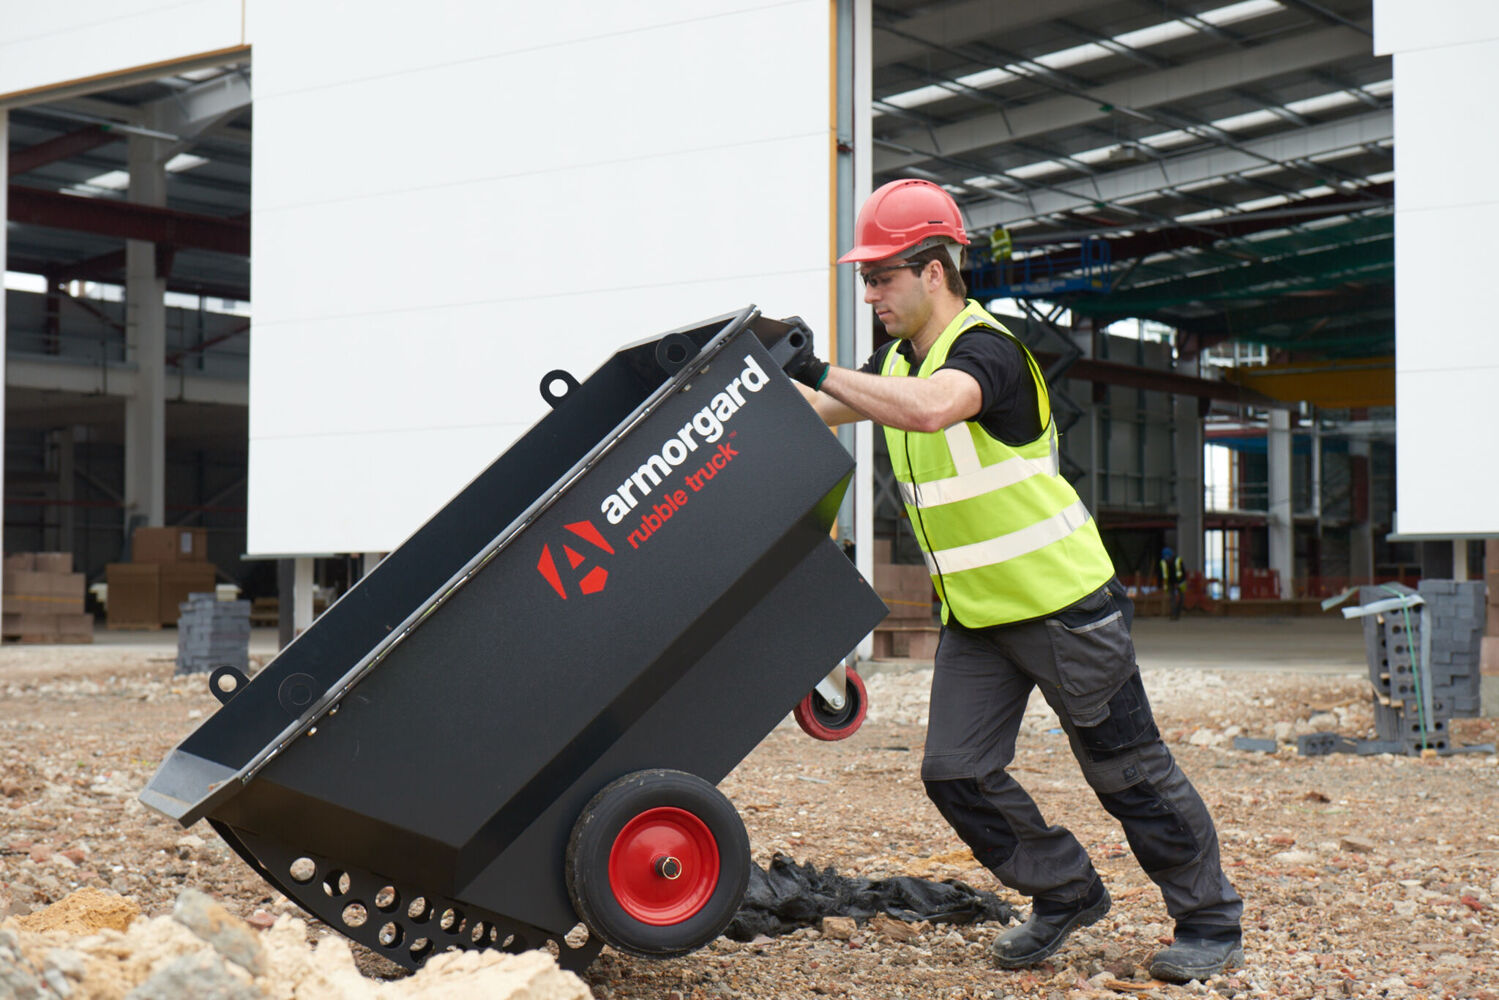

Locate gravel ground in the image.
[3,639,1498,999]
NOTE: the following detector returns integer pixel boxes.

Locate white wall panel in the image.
[1388,43,1499,215]
[1381,20,1499,533]
[248,0,833,555]
[1393,203,1499,373]
[1374,0,1499,55]
[0,0,241,99]
[1396,370,1499,535]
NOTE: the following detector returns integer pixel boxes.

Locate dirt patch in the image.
[3,642,1498,999]
[7,886,139,935]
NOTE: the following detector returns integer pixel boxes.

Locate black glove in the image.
[785,341,831,390]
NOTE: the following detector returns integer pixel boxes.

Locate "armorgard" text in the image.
[599,354,768,526]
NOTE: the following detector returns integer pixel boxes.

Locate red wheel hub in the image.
[607,807,719,925]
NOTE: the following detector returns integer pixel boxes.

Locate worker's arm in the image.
[785,339,982,431]
[793,382,869,427]
[814,365,982,433]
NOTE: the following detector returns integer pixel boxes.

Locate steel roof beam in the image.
[873,0,1103,68]
[8,126,121,176]
[1069,239,1392,313]
[999,182,1392,278]
[7,185,249,256]
[875,24,1374,173]
[965,109,1391,230]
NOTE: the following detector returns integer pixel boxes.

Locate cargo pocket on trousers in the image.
[1045,602,1135,728]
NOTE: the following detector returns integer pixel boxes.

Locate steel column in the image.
[1172,358,1205,580]
[1267,410,1294,597]
[124,128,168,528]
[1,111,9,583]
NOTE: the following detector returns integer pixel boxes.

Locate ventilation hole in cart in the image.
[322,871,351,898]
[439,908,463,934]
[374,886,399,913]
[409,937,433,962]
[407,897,430,923]
[501,933,517,949]
[341,903,368,928]
[564,923,590,949]
[543,939,560,958]
[469,921,489,945]
[378,922,403,948]
[288,858,316,884]
[488,926,499,944]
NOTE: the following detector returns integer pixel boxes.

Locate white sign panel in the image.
[1378,11,1499,535]
[0,0,241,101]
[246,0,834,554]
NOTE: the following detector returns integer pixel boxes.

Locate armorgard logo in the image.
[599,354,767,525]
[536,521,615,599]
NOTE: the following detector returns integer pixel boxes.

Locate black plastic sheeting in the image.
[725,853,1018,941]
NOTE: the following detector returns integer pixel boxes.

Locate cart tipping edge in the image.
[140,307,889,971]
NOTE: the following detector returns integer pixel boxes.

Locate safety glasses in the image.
[858,260,928,289]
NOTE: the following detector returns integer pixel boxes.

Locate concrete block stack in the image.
[1360,580,1485,755]
[869,539,938,659]
[106,527,217,628]
[1,552,92,643]
[1416,579,1486,718]
[1483,541,1499,713]
[175,592,252,676]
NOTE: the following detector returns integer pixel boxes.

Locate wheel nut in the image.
[654,855,682,880]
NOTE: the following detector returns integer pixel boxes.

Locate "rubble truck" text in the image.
[599,354,767,527]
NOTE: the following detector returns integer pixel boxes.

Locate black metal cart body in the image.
[141,307,887,969]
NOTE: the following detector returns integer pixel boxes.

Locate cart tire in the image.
[566,769,749,958]
[793,667,868,741]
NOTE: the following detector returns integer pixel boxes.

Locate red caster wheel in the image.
[794,666,867,741]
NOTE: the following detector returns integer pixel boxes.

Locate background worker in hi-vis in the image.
[787,179,1243,984]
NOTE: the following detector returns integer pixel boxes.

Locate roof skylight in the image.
[876,0,1284,114]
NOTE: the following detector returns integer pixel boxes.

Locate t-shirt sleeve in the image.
[939,329,1044,444]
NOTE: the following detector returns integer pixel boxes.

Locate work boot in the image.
[989,881,1110,968]
[1148,934,1243,983]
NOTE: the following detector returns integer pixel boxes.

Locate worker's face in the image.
[859,258,935,339]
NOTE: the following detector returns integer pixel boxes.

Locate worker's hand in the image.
[784,340,830,390]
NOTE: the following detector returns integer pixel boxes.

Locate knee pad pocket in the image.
[1095,778,1200,874]
[923,778,1020,870]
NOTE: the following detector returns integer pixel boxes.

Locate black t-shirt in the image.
[861,326,1045,445]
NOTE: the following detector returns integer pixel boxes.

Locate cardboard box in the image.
[54,613,95,642]
[106,564,161,628]
[158,564,216,625]
[132,527,208,565]
[872,625,941,659]
[873,563,934,621]
[3,553,35,571]
[1,570,85,615]
[32,552,73,573]
[3,612,94,643]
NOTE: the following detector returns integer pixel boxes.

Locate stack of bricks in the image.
[1360,581,1485,755]
[869,539,939,659]
[1,552,92,644]
[1484,540,1499,709]
[175,592,252,676]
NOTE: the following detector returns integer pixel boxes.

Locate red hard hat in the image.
[837,178,971,264]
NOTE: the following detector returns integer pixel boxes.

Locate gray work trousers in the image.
[920,583,1243,933]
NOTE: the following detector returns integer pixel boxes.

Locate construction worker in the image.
[787,179,1243,983]
[1159,547,1187,621]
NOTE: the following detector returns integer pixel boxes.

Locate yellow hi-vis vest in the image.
[881,300,1116,626]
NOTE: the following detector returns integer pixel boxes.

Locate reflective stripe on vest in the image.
[882,300,1115,626]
